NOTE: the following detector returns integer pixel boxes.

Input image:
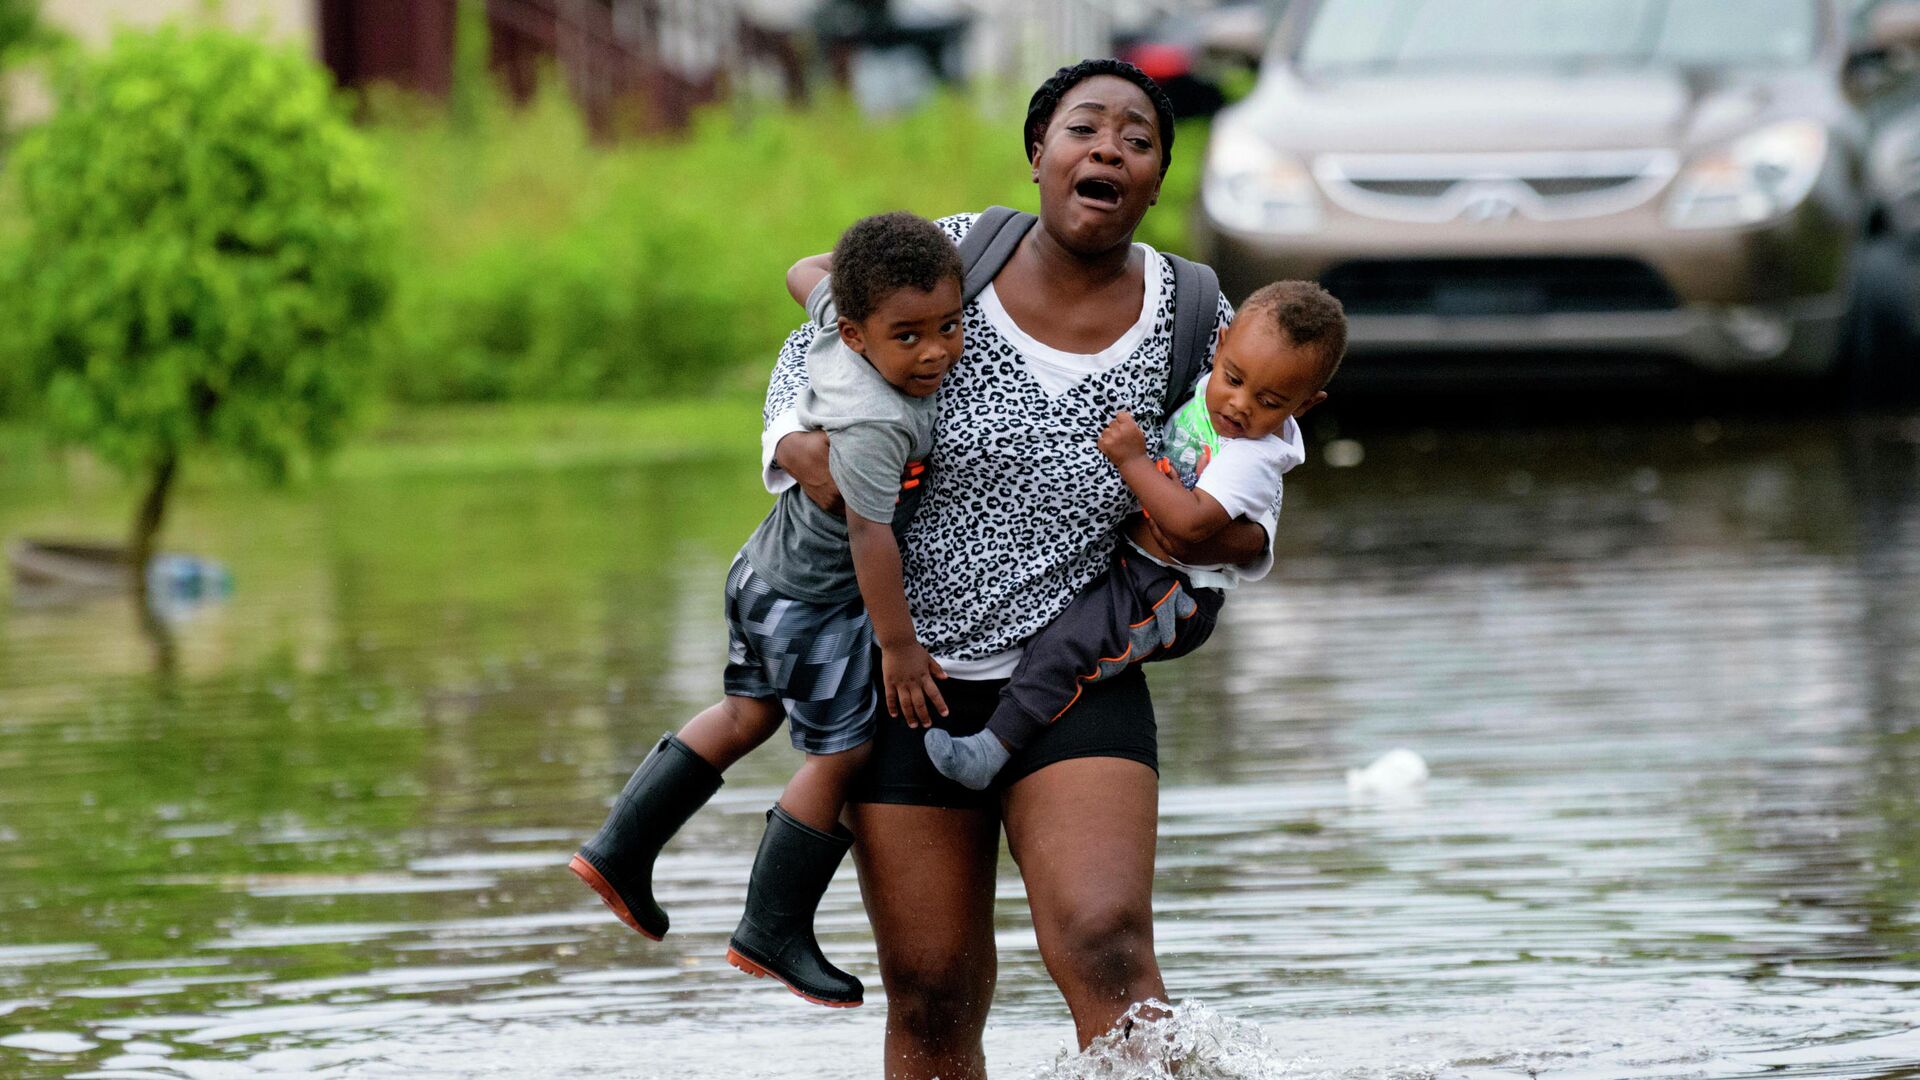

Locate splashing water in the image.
[1028,1000,1325,1080]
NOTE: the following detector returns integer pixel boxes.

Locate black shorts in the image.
[847,662,1157,810]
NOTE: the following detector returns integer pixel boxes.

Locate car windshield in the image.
[1298,0,1824,73]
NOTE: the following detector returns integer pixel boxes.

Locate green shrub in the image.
[0,178,27,416]
[6,24,392,583]
[0,0,38,74]
[371,84,1208,404]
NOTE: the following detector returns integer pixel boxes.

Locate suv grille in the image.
[1316,150,1677,223]
[1321,258,1681,317]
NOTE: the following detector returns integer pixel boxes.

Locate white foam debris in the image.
[1,1030,97,1053]
[1346,749,1430,798]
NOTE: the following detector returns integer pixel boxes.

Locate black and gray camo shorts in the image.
[721,553,876,755]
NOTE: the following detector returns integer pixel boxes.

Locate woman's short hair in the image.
[1025,59,1178,178]
[830,211,964,325]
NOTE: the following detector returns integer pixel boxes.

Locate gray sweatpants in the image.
[987,546,1223,750]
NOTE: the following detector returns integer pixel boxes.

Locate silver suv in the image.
[1192,0,1920,391]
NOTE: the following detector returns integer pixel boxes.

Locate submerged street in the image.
[1,405,1917,1078]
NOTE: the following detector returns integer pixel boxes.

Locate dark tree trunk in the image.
[128,453,178,594]
[129,453,179,672]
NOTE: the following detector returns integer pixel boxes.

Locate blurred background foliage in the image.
[366,81,1206,405]
[0,24,1208,419]
[0,0,44,77]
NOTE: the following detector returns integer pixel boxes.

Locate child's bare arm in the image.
[847,510,947,728]
[1097,411,1234,547]
[786,254,833,308]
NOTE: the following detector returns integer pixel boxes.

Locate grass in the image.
[0,397,769,499]
[332,396,765,479]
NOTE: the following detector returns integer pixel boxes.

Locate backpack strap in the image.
[1161,252,1221,416]
[957,206,1037,304]
[958,209,1220,418]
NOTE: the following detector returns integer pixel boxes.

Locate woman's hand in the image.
[774,430,842,515]
[1158,517,1268,566]
[882,643,948,728]
[1098,411,1149,465]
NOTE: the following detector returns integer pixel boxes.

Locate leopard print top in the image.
[762,212,1235,664]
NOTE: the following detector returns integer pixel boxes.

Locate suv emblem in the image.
[1460,186,1521,223]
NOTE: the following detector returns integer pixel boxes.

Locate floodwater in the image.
[1,407,1918,1079]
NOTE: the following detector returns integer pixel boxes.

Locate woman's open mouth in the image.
[1072,176,1124,211]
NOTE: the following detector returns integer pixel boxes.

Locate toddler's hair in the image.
[830,212,965,324]
[1241,281,1348,388]
[1024,58,1178,178]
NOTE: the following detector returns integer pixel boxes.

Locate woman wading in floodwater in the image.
[576,59,1277,1077]
[765,61,1274,1077]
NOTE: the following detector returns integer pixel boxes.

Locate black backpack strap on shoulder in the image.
[957,206,1037,304]
[1161,252,1221,416]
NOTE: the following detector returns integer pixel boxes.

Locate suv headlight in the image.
[1665,120,1828,230]
[1202,125,1322,235]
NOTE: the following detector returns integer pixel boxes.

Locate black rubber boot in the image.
[569,733,723,940]
[725,805,864,1007]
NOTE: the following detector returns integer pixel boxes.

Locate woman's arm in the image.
[786,254,832,309]
[1153,517,1268,566]
[773,429,841,514]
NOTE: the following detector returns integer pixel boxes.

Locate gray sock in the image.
[924,729,1012,791]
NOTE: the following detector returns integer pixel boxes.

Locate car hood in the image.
[1238,67,1831,155]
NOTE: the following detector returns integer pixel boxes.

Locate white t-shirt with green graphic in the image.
[1149,371,1306,589]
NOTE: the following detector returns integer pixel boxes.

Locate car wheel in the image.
[1841,234,1920,407]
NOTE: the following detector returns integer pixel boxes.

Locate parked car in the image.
[1114,2,1281,118]
[1192,0,1920,393]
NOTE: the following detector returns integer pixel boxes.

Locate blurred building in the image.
[9,0,727,134]
[322,0,750,132]
[7,0,1223,134]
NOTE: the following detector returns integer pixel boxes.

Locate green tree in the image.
[0,0,42,125]
[8,24,392,610]
[0,0,36,64]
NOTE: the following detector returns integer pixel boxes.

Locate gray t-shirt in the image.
[741,280,938,604]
